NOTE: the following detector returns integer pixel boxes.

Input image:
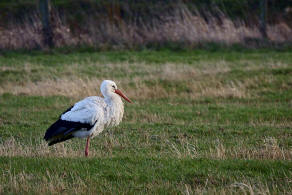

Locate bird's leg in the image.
[85,136,90,157]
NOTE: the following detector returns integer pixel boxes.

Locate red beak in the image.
[115,89,132,103]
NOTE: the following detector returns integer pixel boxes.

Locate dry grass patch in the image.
[249,120,292,128]
[0,62,255,99]
[167,140,199,159]
[0,137,81,158]
[183,181,277,195]
[0,135,133,158]
[191,79,251,99]
[0,170,87,194]
[163,137,292,160]
[0,76,254,99]
[209,138,292,160]
[0,78,102,98]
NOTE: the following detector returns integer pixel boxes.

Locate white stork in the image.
[44,80,132,157]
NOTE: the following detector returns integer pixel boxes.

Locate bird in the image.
[44,80,132,157]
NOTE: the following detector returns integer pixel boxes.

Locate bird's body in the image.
[44,80,131,156]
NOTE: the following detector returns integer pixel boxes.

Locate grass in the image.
[0,49,291,193]
[1,157,291,194]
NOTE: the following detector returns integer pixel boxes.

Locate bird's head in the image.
[101,80,132,103]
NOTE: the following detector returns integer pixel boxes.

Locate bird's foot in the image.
[85,150,89,157]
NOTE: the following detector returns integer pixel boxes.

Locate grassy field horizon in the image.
[0,49,291,193]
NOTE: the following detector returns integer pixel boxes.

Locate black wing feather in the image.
[44,106,95,146]
[48,134,74,146]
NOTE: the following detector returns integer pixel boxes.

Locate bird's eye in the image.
[112,85,115,89]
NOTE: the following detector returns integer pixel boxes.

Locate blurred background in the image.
[1,0,292,50]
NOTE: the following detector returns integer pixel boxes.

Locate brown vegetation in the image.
[0,5,292,50]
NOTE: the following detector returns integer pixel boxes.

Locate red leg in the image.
[85,136,90,157]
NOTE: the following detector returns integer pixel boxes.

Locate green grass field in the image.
[0,49,291,194]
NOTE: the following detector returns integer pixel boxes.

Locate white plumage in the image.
[44,80,132,156]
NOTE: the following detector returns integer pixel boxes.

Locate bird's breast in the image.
[104,101,124,127]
